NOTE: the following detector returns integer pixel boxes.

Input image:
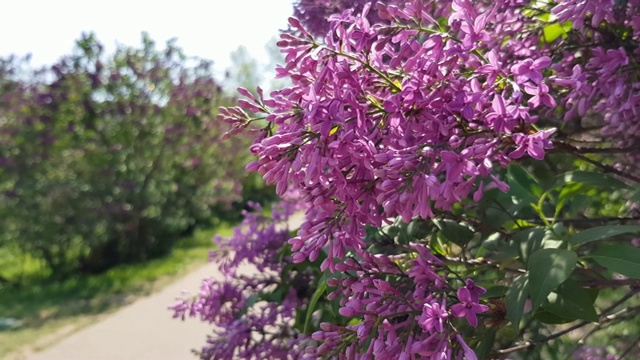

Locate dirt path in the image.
[23,213,306,360]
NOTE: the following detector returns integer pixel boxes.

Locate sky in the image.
[0,0,294,78]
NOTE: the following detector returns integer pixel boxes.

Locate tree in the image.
[0,33,253,277]
[224,40,290,95]
[224,46,263,93]
[174,1,640,359]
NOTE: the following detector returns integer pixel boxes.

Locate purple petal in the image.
[533,56,552,69]
[451,304,467,318]
[456,287,473,303]
[456,335,478,360]
[465,310,479,327]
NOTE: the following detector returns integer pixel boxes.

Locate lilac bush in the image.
[177,1,640,358]
[0,34,254,277]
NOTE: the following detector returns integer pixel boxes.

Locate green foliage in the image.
[433,218,475,247]
[0,33,254,278]
[542,279,598,322]
[527,248,577,311]
[304,271,328,334]
[569,225,640,245]
[505,274,530,328]
[542,21,572,43]
[551,171,631,191]
[588,243,640,279]
[417,149,640,358]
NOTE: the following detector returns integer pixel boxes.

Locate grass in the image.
[0,221,234,358]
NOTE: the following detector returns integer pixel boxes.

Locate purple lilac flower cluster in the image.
[171,199,309,359]
[293,0,387,38]
[551,0,640,167]
[305,245,488,359]
[213,2,564,357]
[306,0,640,157]
[221,0,556,273]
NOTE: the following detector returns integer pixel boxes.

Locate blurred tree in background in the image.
[0,33,264,279]
[223,40,290,95]
[225,46,262,93]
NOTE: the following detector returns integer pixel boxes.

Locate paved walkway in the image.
[23,213,305,360]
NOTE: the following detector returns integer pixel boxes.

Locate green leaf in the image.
[480,232,502,252]
[543,23,565,42]
[407,219,432,239]
[528,249,577,310]
[506,166,541,207]
[508,165,541,195]
[430,239,447,256]
[496,325,518,342]
[589,243,640,279]
[433,219,474,247]
[482,285,508,299]
[396,221,412,245]
[543,279,598,322]
[303,272,328,334]
[293,304,306,333]
[535,11,551,22]
[239,294,259,316]
[565,194,593,214]
[514,227,545,263]
[262,284,288,303]
[552,171,630,190]
[569,225,640,246]
[556,185,590,216]
[534,309,574,324]
[505,274,529,328]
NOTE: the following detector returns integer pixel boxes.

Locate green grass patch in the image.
[0,221,233,358]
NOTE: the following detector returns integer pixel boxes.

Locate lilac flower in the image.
[419,299,449,333]
[456,334,478,360]
[477,50,504,85]
[464,279,487,302]
[185,0,640,356]
[509,129,556,160]
[451,287,489,327]
[440,150,480,182]
[553,0,617,29]
[525,82,556,109]
[292,0,391,38]
[511,57,552,84]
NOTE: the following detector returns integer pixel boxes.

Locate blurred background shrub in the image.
[0,33,272,280]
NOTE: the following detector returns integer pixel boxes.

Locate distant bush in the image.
[0,33,258,278]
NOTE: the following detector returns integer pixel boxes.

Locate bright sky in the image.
[0,0,294,77]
